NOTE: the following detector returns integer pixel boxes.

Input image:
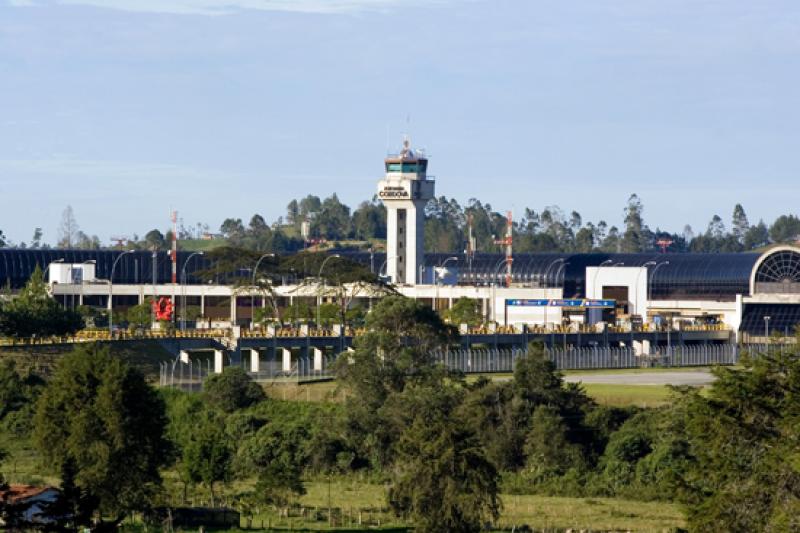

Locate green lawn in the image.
[217,481,686,532]
[580,383,674,407]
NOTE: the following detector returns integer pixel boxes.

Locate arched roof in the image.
[340,251,761,301]
[749,246,800,295]
[0,249,209,289]
[0,248,763,301]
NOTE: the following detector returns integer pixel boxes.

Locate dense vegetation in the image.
[5,194,800,254]
[0,266,82,338]
[1,296,799,531]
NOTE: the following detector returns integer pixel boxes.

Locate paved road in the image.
[564,370,715,386]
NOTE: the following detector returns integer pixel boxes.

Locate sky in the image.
[1,0,799,245]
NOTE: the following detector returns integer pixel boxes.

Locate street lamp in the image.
[378,256,397,279]
[77,260,96,310]
[42,258,64,281]
[491,259,510,323]
[316,254,341,327]
[543,258,566,288]
[648,261,670,301]
[250,253,276,330]
[634,261,657,317]
[435,256,458,313]
[764,315,771,340]
[180,251,204,331]
[108,250,135,336]
[591,260,623,299]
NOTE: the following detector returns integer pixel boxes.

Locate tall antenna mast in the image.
[170,210,178,285]
[493,210,513,287]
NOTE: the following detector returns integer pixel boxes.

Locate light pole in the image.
[43,259,64,306]
[591,260,624,300]
[316,254,340,327]
[634,261,657,317]
[77,260,95,309]
[250,253,276,330]
[764,315,771,341]
[491,259,509,324]
[648,260,670,301]
[180,251,204,331]
[435,256,458,313]
[108,250,135,336]
[543,258,566,288]
[42,258,64,282]
[378,256,397,281]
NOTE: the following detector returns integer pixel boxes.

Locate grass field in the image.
[260,373,683,408]
[164,478,685,532]
[580,383,674,407]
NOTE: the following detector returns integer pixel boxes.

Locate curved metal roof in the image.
[0,249,209,289]
[340,251,761,301]
[0,248,761,301]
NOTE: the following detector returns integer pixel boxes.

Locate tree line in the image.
[4,194,800,253]
[2,294,799,531]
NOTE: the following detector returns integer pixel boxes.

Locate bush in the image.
[203,367,265,412]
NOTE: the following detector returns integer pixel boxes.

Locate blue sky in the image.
[1,0,799,245]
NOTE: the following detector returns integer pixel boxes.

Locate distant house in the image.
[0,485,61,527]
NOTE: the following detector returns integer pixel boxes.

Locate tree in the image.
[731,204,749,244]
[621,194,650,252]
[33,344,169,526]
[237,423,307,513]
[744,219,771,250]
[58,205,79,248]
[30,227,43,248]
[523,405,586,483]
[203,367,265,413]
[0,265,83,338]
[144,229,166,251]
[680,347,800,531]
[769,214,800,244]
[220,218,246,243]
[388,385,500,533]
[442,297,483,326]
[125,300,152,330]
[334,295,454,468]
[180,410,233,506]
[0,229,6,248]
[706,214,725,240]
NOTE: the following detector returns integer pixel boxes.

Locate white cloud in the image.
[7,0,447,15]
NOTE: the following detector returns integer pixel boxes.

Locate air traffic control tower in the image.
[378,138,435,285]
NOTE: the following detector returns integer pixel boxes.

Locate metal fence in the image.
[160,343,743,391]
[159,359,211,391]
[432,343,739,373]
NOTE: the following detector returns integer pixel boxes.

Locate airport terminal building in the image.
[1,142,799,344]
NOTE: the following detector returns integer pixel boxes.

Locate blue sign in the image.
[506,299,614,308]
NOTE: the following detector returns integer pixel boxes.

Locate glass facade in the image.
[740,304,800,336]
[385,161,427,173]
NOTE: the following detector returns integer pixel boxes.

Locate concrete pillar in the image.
[230,296,237,325]
[200,294,205,319]
[179,350,190,364]
[280,348,292,372]
[250,349,260,373]
[214,350,224,373]
[312,347,323,371]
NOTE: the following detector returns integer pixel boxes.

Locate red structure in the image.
[493,211,513,287]
[152,297,174,321]
[656,238,674,253]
